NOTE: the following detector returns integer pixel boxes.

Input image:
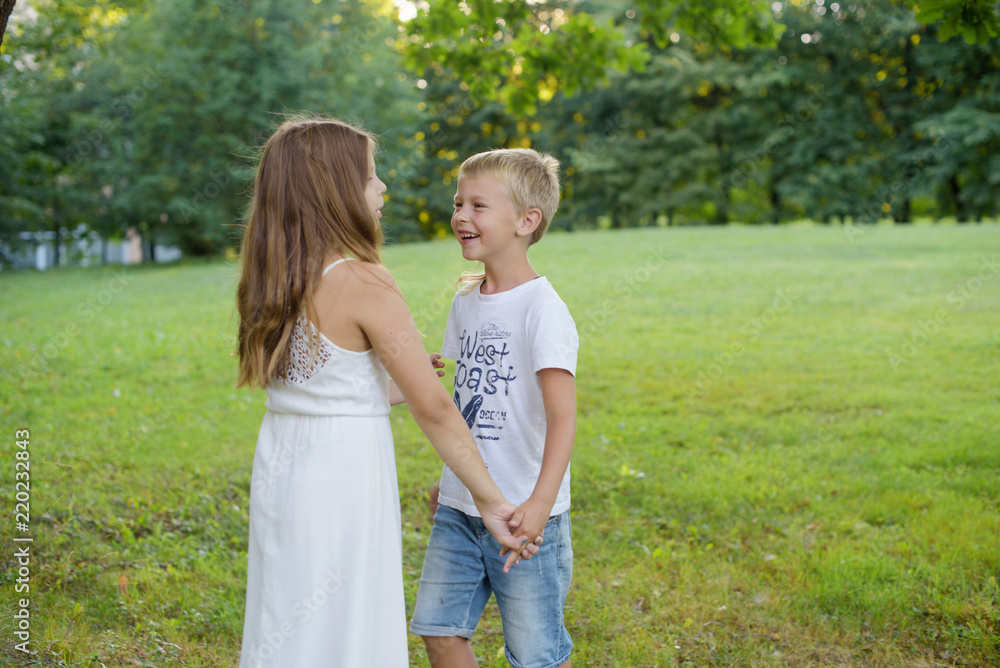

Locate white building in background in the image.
[99,228,145,266]
[3,226,181,271]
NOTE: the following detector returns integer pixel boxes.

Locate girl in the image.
[235,117,534,667]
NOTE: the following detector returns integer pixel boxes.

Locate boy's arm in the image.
[509,368,577,542]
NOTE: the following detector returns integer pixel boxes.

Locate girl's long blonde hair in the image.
[236,117,382,388]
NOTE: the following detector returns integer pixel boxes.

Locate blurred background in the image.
[1,0,997,270]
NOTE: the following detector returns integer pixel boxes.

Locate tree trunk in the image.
[894,198,912,223]
[52,224,62,267]
[948,175,966,222]
[714,136,731,225]
[715,179,730,225]
[610,208,623,228]
[714,201,728,224]
[770,182,781,224]
[0,0,16,51]
[51,185,64,267]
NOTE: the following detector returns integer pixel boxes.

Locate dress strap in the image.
[321,257,355,277]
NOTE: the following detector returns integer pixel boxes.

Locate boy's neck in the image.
[480,256,541,295]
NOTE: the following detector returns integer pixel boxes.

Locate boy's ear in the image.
[516,208,543,238]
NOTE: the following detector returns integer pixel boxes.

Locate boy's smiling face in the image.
[451,178,529,265]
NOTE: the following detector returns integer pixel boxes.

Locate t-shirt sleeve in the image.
[530,296,579,376]
[441,294,461,360]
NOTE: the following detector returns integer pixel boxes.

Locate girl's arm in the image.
[351,264,531,570]
[389,381,404,406]
[389,354,444,406]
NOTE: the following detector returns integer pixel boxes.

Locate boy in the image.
[410,148,578,668]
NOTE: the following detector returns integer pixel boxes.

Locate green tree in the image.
[0,62,49,265]
[764,1,890,224]
[0,0,138,266]
[399,0,999,121]
[1,0,426,262]
[555,48,720,227]
[769,0,999,223]
[99,0,328,255]
[914,0,1000,43]
[100,0,415,255]
[912,28,1000,220]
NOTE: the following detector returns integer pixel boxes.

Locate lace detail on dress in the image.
[280,313,334,385]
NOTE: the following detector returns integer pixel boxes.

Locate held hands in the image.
[478,499,541,573]
[504,495,549,565]
[431,482,540,573]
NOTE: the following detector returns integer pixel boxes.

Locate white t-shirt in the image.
[437,276,579,517]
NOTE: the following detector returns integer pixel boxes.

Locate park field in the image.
[1,223,998,667]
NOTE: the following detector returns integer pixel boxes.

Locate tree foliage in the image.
[1,0,416,260]
[1,0,998,267]
[400,0,998,118]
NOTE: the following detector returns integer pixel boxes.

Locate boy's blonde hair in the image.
[458,148,560,246]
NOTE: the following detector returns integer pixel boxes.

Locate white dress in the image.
[239,259,408,667]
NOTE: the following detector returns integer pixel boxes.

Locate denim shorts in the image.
[409,504,573,668]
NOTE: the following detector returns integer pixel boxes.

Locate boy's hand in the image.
[479,500,536,573]
[505,496,551,564]
[429,353,446,377]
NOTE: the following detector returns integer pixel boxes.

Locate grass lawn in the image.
[1,223,998,667]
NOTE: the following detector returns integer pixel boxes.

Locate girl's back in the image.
[240,256,409,667]
[263,258,390,416]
